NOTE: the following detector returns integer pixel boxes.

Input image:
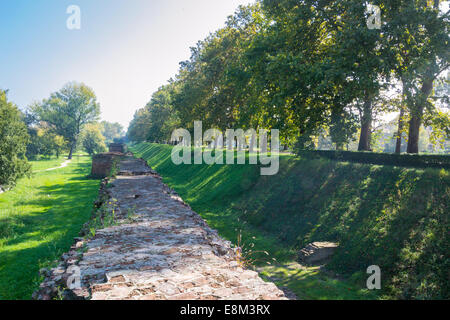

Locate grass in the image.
[130,143,387,300]
[131,143,449,300]
[0,155,100,300]
[30,155,66,172]
[30,153,88,172]
[259,263,374,300]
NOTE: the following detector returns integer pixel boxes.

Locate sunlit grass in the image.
[259,263,377,300]
[30,156,66,172]
[130,143,386,300]
[0,156,100,299]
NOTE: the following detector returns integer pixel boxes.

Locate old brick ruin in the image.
[91,143,129,178]
[109,143,128,154]
[35,154,287,300]
[90,153,122,178]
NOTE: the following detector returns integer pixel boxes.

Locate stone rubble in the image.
[34,156,287,300]
[298,242,339,265]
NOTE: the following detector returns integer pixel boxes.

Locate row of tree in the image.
[0,83,125,189]
[127,0,449,154]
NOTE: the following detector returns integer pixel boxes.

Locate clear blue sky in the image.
[0,0,253,128]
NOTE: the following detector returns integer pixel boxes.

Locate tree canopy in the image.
[100,121,124,144]
[80,123,107,155]
[127,1,449,154]
[0,90,31,189]
[31,82,100,159]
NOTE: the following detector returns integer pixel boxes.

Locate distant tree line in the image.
[127,0,449,154]
[0,83,125,188]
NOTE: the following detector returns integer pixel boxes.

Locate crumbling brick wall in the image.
[91,153,122,178]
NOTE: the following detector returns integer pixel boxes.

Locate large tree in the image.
[127,82,180,143]
[31,82,100,159]
[0,90,31,189]
[383,0,449,153]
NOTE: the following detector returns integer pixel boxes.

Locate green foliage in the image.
[100,121,124,144]
[298,150,450,169]
[80,123,107,155]
[31,82,100,158]
[127,83,180,143]
[26,126,67,160]
[381,0,449,152]
[329,108,359,150]
[132,143,449,299]
[0,90,31,188]
[126,1,448,154]
[84,199,119,238]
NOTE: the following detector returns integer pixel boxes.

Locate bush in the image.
[297,150,450,169]
[26,127,67,160]
[80,123,107,155]
[0,90,31,188]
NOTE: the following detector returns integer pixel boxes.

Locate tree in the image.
[31,82,100,159]
[329,106,358,150]
[100,121,124,143]
[383,0,449,153]
[126,0,448,156]
[28,127,66,159]
[127,108,152,142]
[127,82,180,143]
[0,90,31,188]
[80,123,107,155]
[24,113,68,159]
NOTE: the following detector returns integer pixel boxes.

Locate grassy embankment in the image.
[130,142,449,300]
[0,155,100,299]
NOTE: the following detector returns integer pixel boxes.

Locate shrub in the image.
[297,150,450,169]
[0,90,31,188]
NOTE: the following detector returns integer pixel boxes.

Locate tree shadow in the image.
[0,177,100,299]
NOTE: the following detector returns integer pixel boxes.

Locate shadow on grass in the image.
[0,165,100,299]
[131,142,449,299]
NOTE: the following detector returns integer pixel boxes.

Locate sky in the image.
[0,0,253,129]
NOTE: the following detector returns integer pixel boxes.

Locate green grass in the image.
[131,143,449,300]
[259,263,374,300]
[130,143,391,300]
[0,155,100,299]
[30,153,89,172]
[30,156,66,172]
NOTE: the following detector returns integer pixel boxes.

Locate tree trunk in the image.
[68,141,76,160]
[395,106,405,154]
[395,82,406,154]
[406,0,439,152]
[406,78,434,154]
[406,115,421,154]
[358,98,373,151]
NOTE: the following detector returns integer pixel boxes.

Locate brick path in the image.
[35,156,286,300]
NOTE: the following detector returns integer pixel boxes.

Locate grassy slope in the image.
[0,156,100,299]
[131,143,449,300]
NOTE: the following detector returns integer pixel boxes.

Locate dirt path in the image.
[33,159,71,173]
[35,156,286,300]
